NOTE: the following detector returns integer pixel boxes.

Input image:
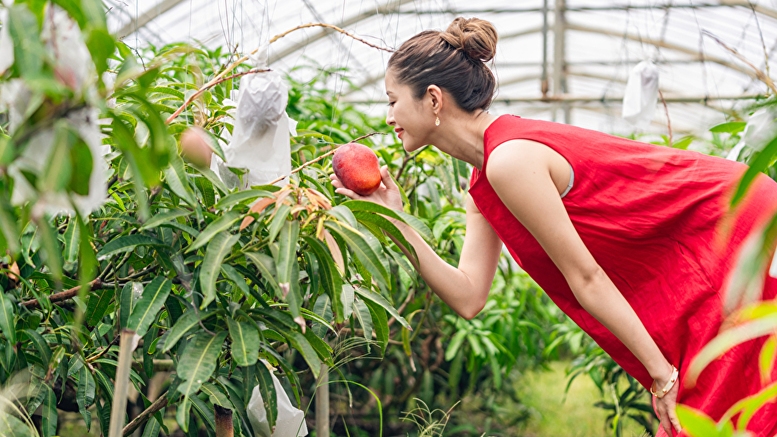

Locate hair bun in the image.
[441,17,498,62]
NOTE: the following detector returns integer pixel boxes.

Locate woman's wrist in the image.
[649,360,675,386]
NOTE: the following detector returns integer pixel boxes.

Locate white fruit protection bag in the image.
[247,361,309,437]
[0,5,108,216]
[622,60,660,130]
[211,45,296,189]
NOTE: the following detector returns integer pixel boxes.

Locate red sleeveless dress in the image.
[469,115,777,436]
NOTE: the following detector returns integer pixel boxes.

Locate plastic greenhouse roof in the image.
[107,0,777,137]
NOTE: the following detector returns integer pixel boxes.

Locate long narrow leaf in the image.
[199,232,239,308]
[127,277,172,337]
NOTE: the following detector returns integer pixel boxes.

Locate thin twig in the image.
[166,22,394,125]
[122,392,170,436]
[86,335,121,363]
[266,132,389,185]
[165,69,271,124]
[658,89,672,147]
[20,279,103,309]
[702,30,777,95]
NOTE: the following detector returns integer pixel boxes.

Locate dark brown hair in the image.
[388,17,498,112]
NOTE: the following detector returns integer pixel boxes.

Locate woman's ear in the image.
[427,85,443,113]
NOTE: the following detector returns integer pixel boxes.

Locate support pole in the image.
[316,363,330,437]
[541,0,549,97]
[109,330,139,437]
[553,0,570,123]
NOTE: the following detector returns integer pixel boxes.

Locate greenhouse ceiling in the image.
[107,0,777,136]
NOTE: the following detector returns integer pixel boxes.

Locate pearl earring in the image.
[435,116,441,126]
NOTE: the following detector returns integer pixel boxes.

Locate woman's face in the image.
[385,70,436,152]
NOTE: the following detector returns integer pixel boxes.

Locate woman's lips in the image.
[395,128,404,139]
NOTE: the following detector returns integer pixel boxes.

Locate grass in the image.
[514,361,652,437]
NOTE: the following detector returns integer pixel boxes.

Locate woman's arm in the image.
[331,166,502,319]
[487,140,681,435]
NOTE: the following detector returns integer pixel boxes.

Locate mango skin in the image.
[180,127,213,168]
[332,143,381,196]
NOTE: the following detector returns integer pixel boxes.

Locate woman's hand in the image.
[653,369,682,436]
[330,166,404,212]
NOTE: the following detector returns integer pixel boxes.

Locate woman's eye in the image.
[387,101,395,107]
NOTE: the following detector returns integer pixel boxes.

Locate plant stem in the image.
[20,278,103,309]
[122,393,169,436]
[266,131,389,186]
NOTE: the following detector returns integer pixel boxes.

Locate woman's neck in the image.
[432,111,499,169]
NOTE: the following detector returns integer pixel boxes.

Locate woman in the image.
[330,17,777,436]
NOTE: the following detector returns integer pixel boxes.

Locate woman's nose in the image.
[386,107,395,126]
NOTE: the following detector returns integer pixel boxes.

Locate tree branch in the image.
[20,279,103,309]
[122,392,170,436]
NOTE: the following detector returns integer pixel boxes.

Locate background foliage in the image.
[1,2,776,437]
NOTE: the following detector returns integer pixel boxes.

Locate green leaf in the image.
[267,204,291,243]
[22,329,51,366]
[164,156,197,206]
[187,211,241,252]
[37,218,63,282]
[176,396,193,432]
[77,365,96,430]
[340,284,354,321]
[199,232,239,309]
[41,384,57,437]
[139,209,190,231]
[284,330,322,379]
[127,276,173,337]
[119,282,142,330]
[227,318,260,367]
[162,309,216,353]
[256,362,278,429]
[40,124,72,193]
[215,189,274,210]
[245,252,282,298]
[68,136,93,196]
[197,167,229,195]
[445,330,468,361]
[275,220,299,286]
[0,197,19,256]
[0,413,33,437]
[140,415,161,437]
[732,136,777,206]
[354,299,374,344]
[97,234,166,259]
[354,287,410,330]
[176,331,228,397]
[325,221,388,287]
[759,335,777,385]
[63,219,80,264]
[0,287,16,345]
[687,313,777,386]
[303,237,343,321]
[676,405,727,437]
[200,382,232,409]
[364,299,389,354]
[8,5,45,77]
[352,210,417,265]
[710,121,747,134]
[85,27,115,75]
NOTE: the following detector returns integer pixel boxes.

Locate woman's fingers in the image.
[380,166,399,190]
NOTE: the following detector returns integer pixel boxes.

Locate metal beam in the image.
[116,0,188,39]
[344,94,763,105]
[563,22,760,80]
[268,0,415,64]
[488,94,764,104]
[389,3,766,14]
[719,0,777,21]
